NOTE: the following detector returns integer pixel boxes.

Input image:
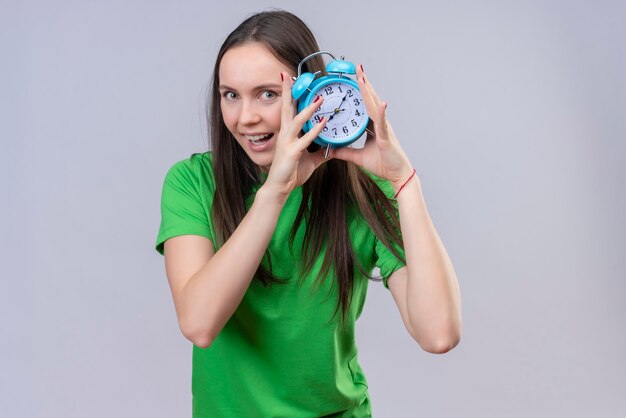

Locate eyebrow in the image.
[218,83,282,91]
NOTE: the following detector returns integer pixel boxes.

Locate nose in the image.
[238,99,262,126]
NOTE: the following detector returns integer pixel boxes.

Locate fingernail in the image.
[314,96,321,103]
[280,73,284,81]
[360,64,364,72]
[363,76,366,85]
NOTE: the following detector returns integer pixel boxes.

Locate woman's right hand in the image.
[263,71,331,202]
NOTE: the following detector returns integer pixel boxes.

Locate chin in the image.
[246,153,273,171]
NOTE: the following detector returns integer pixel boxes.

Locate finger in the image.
[303,147,333,170]
[355,65,379,121]
[356,67,391,143]
[375,101,391,142]
[280,71,296,128]
[357,64,381,109]
[287,95,324,139]
[328,145,363,166]
[294,114,327,151]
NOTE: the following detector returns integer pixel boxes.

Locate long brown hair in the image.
[207,10,405,324]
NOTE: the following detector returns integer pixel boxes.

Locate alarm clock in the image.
[291,51,369,152]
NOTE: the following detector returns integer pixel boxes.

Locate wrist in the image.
[257,183,290,207]
[391,167,418,197]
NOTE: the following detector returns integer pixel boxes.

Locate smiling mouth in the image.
[245,133,274,144]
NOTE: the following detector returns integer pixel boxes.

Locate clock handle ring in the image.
[296,51,337,77]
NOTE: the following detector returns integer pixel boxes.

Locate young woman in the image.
[155,10,461,418]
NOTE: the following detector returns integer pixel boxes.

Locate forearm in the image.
[395,177,462,351]
[180,185,285,347]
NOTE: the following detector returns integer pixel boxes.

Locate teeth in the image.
[245,133,271,141]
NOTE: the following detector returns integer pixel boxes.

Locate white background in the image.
[2,1,625,416]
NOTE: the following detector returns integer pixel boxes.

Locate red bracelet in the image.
[393,168,417,198]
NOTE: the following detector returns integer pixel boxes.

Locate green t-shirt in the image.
[155,152,405,417]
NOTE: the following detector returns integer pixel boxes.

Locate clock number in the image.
[323,126,328,132]
[347,89,353,97]
[332,128,337,135]
[353,98,360,106]
[314,115,322,123]
[324,86,334,95]
[355,109,361,117]
[351,119,357,127]
[338,85,343,93]
[342,126,349,134]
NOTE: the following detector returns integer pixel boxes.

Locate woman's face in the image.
[219,42,293,172]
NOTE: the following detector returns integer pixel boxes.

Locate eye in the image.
[260,90,278,101]
[222,91,237,100]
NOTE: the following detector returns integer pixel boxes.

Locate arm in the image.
[388,177,461,354]
[329,64,462,353]
[162,72,329,348]
[164,184,285,348]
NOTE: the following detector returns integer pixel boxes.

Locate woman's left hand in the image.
[329,64,415,191]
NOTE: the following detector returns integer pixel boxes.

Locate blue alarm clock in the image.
[291,51,369,154]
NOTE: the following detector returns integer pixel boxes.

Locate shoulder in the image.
[166,151,213,176]
[164,151,214,186]
[160,151,217,204]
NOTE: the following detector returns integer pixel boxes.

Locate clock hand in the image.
[329,91,351,121]
[317,109,345,116]
[339,91,350,105]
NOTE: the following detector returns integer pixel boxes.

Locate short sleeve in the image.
[155,155,214,256]
[366,170,407,290]
[374,236,406,289]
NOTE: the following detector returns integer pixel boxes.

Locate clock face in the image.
[309,81,367,144]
